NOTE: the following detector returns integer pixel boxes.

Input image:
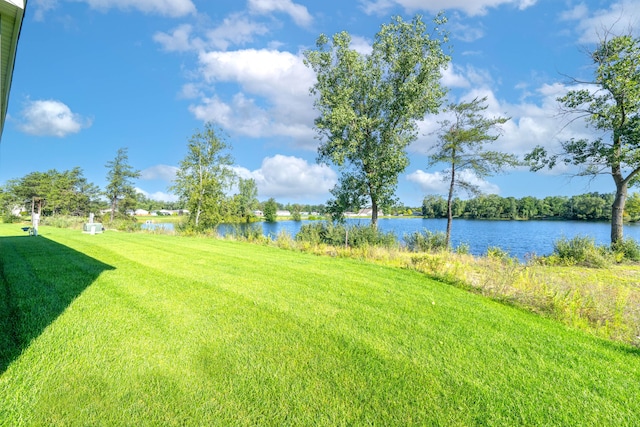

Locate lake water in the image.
[217,218,640,259]
[140,222,175,232]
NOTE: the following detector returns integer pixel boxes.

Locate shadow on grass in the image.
[0,235,114,374]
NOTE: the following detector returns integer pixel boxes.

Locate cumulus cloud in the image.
[560,1,640,44]
[350,36,373,55]
[407,169,501,195]
[154,15,270,52]
[248,0,313,27]
[205,14,270,50]
[440,65,471,89]
[360,0,537,16]
[412,64,597,179]
[153,24,200,52]
[16,99,91,137]
[33,0,196,19]
[135,187,180,202]
[188,49,317,147]
[233,155,337,199]
[140,164,179,181]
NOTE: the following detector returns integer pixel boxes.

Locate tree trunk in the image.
[371,199,378,228]
[110,198,116,223]
[611,179,627,245]
[445,164,456,249]
[195,198,202,227]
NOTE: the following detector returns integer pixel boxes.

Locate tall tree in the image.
[526,34,640,244]
[263,198,278,223]
[234,178,259,223]
[304,14,450,227]
[169,123,236,229]
[4,168,100,217]
[5,171,49,214]
[105,148,140,222]
[428,97,518,248]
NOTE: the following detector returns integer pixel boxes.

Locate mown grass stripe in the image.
[0,226,638,425]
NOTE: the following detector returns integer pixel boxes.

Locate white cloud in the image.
[140,165,179,181]
[248,0,313,27]
[407,169,501,195]
[412,63,598,179]
[153,24,201,52]
[205,13,270,50]
[179,83,203,99]
[350,36,373,55]
[188,49,317,146]
[16,99,91,137]
[154,14,272,53]
[560,1,640,44]
[33,0,57,21]
[450,21,485,42]
[135,187,179,202]
[34,0,196,19]
[233,155,337,199]
[360,0,537,16]
[76,0,195,17]
[440,65,471,89]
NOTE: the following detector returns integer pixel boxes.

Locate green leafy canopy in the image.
[304,13,451,225]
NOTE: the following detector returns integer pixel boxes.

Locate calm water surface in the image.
[218,218,640,260]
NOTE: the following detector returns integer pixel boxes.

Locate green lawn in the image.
[1,225,639,426]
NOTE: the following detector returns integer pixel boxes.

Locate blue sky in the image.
[2,0,639,206]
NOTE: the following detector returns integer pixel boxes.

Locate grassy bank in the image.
[257,231,640,347]
[1,225,639,425]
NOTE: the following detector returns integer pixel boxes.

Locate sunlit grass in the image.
[285,240,640,347]
[1,225,639,425]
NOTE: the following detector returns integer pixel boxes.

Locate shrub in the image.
[295,222,323,245]
[552,235,610,268]
[107,218,141,232]
[455,243,470,255]
[228,224,264,242]
[2,213,23,224]
[275,230,295,249]
[295,222,396,249]
[611,238,640,262]
[40,215,85,229]
[486,246,512,262]
[404,229,448,253]
[347,224,396,248]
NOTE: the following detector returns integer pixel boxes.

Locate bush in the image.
[295,222,396,249]
[455,243,471,255]
[275,230,295,249]
[107,218,141,232]
[2,213,23,224]
[295,222,323,245]
[233,224,266,242]
[40,215,85,229]
[404,229,448,253]
[611,238,640,262]
[551,235,610,268]
[347,224,397,248]
[486,246,513,263]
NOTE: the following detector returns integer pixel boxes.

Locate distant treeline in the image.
[421,193,640,222]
